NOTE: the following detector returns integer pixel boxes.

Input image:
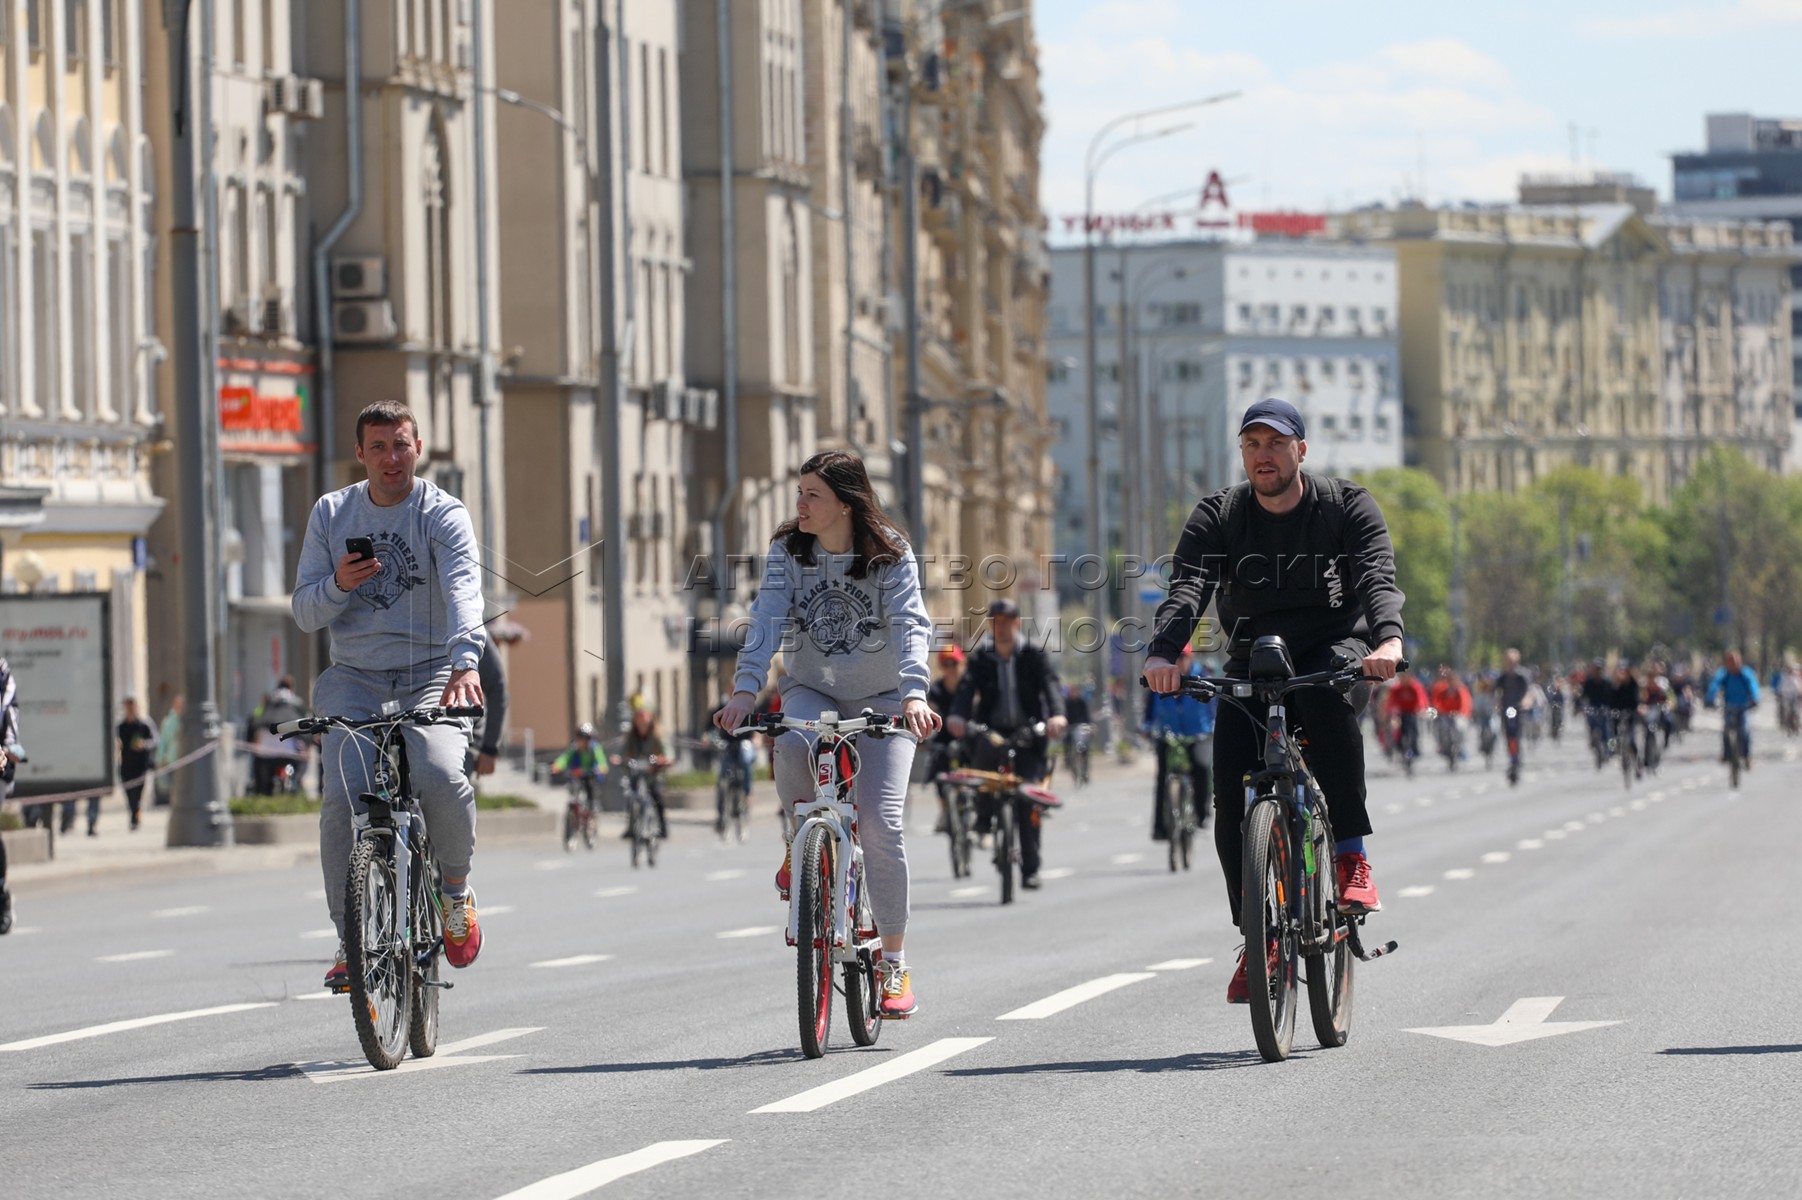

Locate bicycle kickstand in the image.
[1345,918,1399,962]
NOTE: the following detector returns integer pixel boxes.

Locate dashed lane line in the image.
[1109,853,1144,866]
[1517,839,1544,850]
[530,954,614,969]
[1442,868,1476,881]
[1041,867,1077,881]
[300,929,336,940]
[153,906,210,919]
[96,950,174,963]
[1607,806,1627,818]
[0,1003,280,1053]
[295,1029,545,1085]
[594,886,638,898]
[1397,886,1436,898]
[716,927,780,940]
[705,869,746,882]
[491,1141,730,1200]
[1146,958,1212,971]
[1480,851,1511,864]
[751,1038,993,1113]
[950,886,989,899]
[436,1028,546,1055]
[996,973,1157,1020]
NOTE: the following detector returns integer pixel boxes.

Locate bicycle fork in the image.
[785,806,873,966]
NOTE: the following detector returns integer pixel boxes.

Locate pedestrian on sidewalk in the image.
[154,693,183,807]
[1,654,20,933]
[116,697,158,833]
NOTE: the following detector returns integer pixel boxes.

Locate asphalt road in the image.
[3,718,1799,1200]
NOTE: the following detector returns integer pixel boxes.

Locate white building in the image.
[1,0,161,707]
[1045,237,1401,596]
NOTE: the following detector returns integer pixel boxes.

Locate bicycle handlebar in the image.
[731,708,911,739]
[962,720,1048,747]
[1139,659,1408,703]
[272,705,484,739]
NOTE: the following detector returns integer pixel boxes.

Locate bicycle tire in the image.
[408,847,442,1060]
[1243,799,1297,1063]
[947,803,966,878]
[1729,726,1742,790]
[562,805,576,852]
[345,837,412,1070]
[996,799,1016,905]
[796,824,835,1058]
[732,783,748,844]
[1164,776,1182,873]
[844,862,883,1047]
[1178,786,1195,872]
[582,808,596,851]
[1304,860,1354,1049]
[629,797,642,869]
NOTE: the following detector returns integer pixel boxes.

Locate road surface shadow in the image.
[1660,1045,1802,1056]
[29,1064,303,1090]
[519,1047,822,1075]
[947,1050,1267,1076]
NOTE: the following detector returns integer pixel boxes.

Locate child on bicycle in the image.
[553,723,608,814]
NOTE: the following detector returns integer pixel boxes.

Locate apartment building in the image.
[1,0,160,706]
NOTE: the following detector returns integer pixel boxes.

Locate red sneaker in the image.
[877,960,917,1019]
[775,849,792,901]
[1226,949,1251,1004]
[324,943,348,993]
[1335,852,1382,913]
[442,891,483,968]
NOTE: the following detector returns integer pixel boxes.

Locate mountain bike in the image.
[941,771,978,879]
[1147,638,1399,1064]
[274,702,481,1071]
[735,708,911,1058]
[1159,731,1204,873]
[613,758,662,868]
[563,769,599,851]
[713,733,752,843]
[946,722,1058,905]
[1723,702,1752,789]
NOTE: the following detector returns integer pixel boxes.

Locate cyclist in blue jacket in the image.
[1705,649,1761,771]
[1144,646,1216,840]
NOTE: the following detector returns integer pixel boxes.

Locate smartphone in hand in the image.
[345,536,376,563]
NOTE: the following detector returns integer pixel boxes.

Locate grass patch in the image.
[229,794,320,816]
[474,793,538,810]
[661,769,716,792]
[0,810,21,832]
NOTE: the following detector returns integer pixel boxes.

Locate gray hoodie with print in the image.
[733,538,932,704]
[291,479,487,674]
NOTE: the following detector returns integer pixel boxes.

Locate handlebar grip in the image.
[272,719,309,738]
[442,705,485,718]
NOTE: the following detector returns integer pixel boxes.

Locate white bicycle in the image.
[734,708,912,1058]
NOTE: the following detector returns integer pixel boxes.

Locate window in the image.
[1237,303,1252,326]
[1372,306,1388,329]
[0,225,16,415]
[1047,361,1069,384]
[1163,302,1201,327]
[31,228,58,415]
[1321,414,1338,431]
[1290,304,1308,326]
[1321,359,1336,382]
[64,0,83,61]
[422,124,451,348]
[1260,303,1278,326]
[1346,305,1361,328]
[102,0,118,67]
[1376,362,1391,394]
[1237,360,1253,388]
[658,48,670,176]
[1349,413,1364,434]
[232,0,246,66]
[261,0,275,71]
[107,237,130,415]
[70,230,92,414]
[1318,305,1335,328]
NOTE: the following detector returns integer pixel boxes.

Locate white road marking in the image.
[1442,868,1476,881]
[1414,795,1436,807]
[1109,853,1143,865]
[1563,820,1587,832]
[1444,790,1465,800]
[997,973,1156,1020]
[0,1003,280,1053]
[1398,885,1436,898]
[436,1028,543,1055]
[1646,792,1665,802]
[300,929,337,940]
[1629,799,1649,811]
[1040,867,1077,881]
[1517,839,1544,850]
[534,860,570,872]
[1585,813,1606,825]
[97,950,174,963]
[153,906,209,918]
[290,992,340,1002]
[482,905,516,916]
[1471,784,1492,795]
[530,954,614,969]
[1384,803,1404,815]
[706,869,746,882]
[492,1141,731,1200]
[1607,806,1626,818]
[1146,958,1212,971]
[950,886,989,899]
[1407,996,1622,1047]
[303,889,327,900]
[716,926,780,940]
[594,886,638,898]
[1480,852,1511,864]
[1544,830,1566,840]
[751,1038,993,1113]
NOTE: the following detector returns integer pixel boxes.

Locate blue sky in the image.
[1033,0,1802,236]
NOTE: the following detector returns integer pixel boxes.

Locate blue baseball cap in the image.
[1240,397,1306,440]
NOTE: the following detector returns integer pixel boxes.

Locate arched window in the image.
[106,125,127,185]
[421,119,451,348]
[32,109,54,173]
[69,115,92,177]
[0,104,14,172]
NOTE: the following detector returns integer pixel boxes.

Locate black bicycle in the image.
[275,704,481,1071]
[1147,638,1399,1063]
[613,758,663,868]
[947,722,1056,905]
[1159,731,1204,873]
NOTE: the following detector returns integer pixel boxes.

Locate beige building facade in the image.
[1,0,160,709]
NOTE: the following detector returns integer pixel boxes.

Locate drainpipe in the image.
[600,0,631,723]
[840,0,863,459]
[471,0,497,574]
[312,0,362,499]
[706,0,740,649]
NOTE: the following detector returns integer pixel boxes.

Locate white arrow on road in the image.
[1407,996,1621,1047]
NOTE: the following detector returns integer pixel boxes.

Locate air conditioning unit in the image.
[261,285,288,337]
[265,75,325,121]
[333,255,386,300]
[296,78,326,120]
[651,378,682,420]
[627,513,646,540]
[682,387,719,429]
[334,299,398,343]
[223,295,260,335]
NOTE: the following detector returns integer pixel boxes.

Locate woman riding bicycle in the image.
[613,707,671,839]
[713,451,940,1019]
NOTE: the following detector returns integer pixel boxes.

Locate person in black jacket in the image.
[1144,398,1405,1005]
[948,598,1068,888]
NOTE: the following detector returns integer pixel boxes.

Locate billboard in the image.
[0,593,114,798]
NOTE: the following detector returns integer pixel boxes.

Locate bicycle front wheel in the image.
[796,824,835,1058]
[345,837,412,1070]
[843,862,883,1048]
[1243,800,1298,1063]
[1305,875,1354,1049]
[1178,786,1196,872]
[409,847,443,1060]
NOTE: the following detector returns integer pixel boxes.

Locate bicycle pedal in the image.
[420,978,455,990]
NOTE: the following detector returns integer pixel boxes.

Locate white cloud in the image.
[1579,0,1802,38]
[1375,39,1515,92]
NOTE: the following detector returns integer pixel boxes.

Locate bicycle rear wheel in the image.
[731,783,748,843]
[345,837,412,1070]
[843,861,883,1047]
[996,799,1016,905]
[1243,799,1297,1063]
[796,824,835,1058]
[1305,857,1354,1050]
[1164,777,1182,873]
[408,847,443,1060]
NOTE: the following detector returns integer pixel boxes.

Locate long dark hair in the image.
[773,451,909,579]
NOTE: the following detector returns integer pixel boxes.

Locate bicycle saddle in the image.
[1248,635,1296,682]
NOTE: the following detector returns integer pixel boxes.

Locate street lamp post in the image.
[1082,93,1239,705]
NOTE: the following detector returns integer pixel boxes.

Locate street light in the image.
[1082,93,1239,705]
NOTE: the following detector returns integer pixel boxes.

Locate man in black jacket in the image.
[1144,398,1405,1004]
[948,598,1068,889]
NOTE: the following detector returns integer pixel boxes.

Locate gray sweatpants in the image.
[774,684,916,937]
[313,663,476,940]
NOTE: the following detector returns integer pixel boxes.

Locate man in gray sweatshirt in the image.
[291,401,487,990]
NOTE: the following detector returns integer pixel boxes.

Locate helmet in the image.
[575,722,595,739]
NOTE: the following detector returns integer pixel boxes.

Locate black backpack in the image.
[1217,473,1354,548]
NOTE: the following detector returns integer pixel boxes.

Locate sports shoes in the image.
[1225,939,1279,1005]
[1335,852,1382,914]
[0,884,14,936]
[442,890,483,968]
[324,942,348,991]
[876,959,917,1019]
[775,849,792,900]
[1021,873,1041,890]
